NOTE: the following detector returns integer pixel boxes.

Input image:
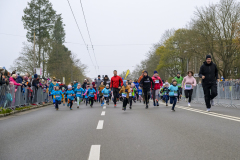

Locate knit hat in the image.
[68,85,72,89]
[172,79,177,83]
[34,74,38,79]
[142,70,145,73]
[154,71,158,74]
[206,55,212,59]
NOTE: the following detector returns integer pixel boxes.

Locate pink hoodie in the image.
[182,76,197,89]
[9,77,21,86]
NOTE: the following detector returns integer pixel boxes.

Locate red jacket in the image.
[151,75,163,90]
[110,75,123,88]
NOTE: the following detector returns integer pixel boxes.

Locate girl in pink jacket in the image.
[182,71,197,107]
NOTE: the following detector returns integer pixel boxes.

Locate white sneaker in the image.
[210,99,214,106]
[207,109,211,112]
[188,103,191,107]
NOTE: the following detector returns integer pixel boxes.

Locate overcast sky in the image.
[0,0,220,80]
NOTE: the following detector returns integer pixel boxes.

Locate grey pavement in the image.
[0,99,240,160]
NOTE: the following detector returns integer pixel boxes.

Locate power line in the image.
[0,33,25,37]
[66,0,97,74]
[79,0,99,73]
[64,41,153,46]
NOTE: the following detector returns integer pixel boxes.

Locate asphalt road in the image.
[1,99,240,160]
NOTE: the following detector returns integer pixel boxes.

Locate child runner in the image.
[119,80,131,111]
[138,86,143,103]
[61,87,66,106]
[98,81,105,106]
[75,84,84,108]
[129,83,136,109]
[168,79,180,112]
[161,83,170,106]
[52,86,63,110]
[87,84,96,107]
[66,85,75,110]
[84,85,89,106]
[102,84,111,105]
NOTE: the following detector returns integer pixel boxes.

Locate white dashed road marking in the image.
[101,111,105,116]
[103,106,106,109]
[88,145,100,160]
[96,120,104,129]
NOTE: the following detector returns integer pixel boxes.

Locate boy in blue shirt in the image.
[87,84,96,107]
[66,85,75,110]
[52,86,63,110]
[168,79,180,111]
[75,84,84,108]
[102,84,111,105]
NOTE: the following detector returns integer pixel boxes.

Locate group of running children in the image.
[50,70,195,112]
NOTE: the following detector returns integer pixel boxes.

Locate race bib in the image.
[104,93,108,97]
[62,87,65,90]
[129,92,132,96]
[122,93,127,97]
[185,84,192,90]
[56,94,60,98]
[174,91,178,96]
[177,84,181,87]
[155,80,159,84]
[77,91,81,95]
[139,91,142,95]
[90,92,94,95]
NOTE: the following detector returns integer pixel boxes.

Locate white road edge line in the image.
[88,145,100,160]
[175,105,240,122]
[101,111,105,116]
[96,120,104,129]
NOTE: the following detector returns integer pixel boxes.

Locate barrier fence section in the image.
[182,81,240,108]
[0,84,52,110]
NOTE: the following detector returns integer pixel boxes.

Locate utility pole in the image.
[33,30,36,74]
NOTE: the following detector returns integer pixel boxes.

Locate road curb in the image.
[0,102,53,118]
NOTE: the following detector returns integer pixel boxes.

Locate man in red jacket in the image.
[110,70,123,107]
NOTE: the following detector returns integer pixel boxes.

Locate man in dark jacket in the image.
[82,79,87,89]
[199,55,219,112]
[140,71,154,109]
[32,74,39,89]
[16,74,23,84]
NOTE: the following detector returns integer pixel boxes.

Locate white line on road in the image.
[103,106,106,109]
[175,105,240,122]
[96,120,104,129]
[88,145,100,160]
[101,111,105,116]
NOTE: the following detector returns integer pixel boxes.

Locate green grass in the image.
[0,108,13,114]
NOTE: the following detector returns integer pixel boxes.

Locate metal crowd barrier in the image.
[190,81,240,108]
[0,84,52,109]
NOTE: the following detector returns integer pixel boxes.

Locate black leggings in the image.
[129,96,133,106]
[123,97,128,107]
[89,97,94,105]
[177,87,182,101]
[143,89,150,104]
[69,100,73,108]
[113,88,119,105]
[184,89,193,103]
